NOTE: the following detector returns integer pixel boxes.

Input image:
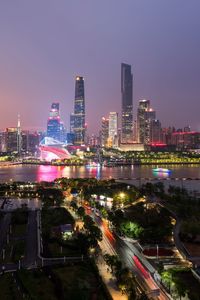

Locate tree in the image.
[83,215,102,248]
[113,192,130,208]
[89,225,102,242]
[103,254,120,273]
[100,207,108,218]
[70,201,77,211]
[77,206,85,218]
[76,232,90,254]
[120,221,143,239]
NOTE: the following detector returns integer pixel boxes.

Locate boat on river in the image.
[152,168,171,173]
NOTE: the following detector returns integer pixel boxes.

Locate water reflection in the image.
[0,164,200,192]
[37,165,61,182]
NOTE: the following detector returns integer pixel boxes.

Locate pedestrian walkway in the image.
[96,255,128,300]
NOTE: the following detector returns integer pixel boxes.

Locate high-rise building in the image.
[144,109,156,144]
[17,114,21,154]
[73,76,86,145]
[6,127,18,152]
[27,132,40,155]
[137,99,150,144]
[121,63,133,143]
[47,102,62,141]
[0,131,6,152]
[101,117,109,147]
[150,119,162,144]
[109,112,118,147]
[137,99,162,144]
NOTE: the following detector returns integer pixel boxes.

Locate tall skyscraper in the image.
[121,63,133,143]
[73,76,86,145]
[101,117,109,147]
[47,102,62,141]
[17,114,21,154]
[150,119,162,143]
[137,99,159,144]
[6,128,18,153]
[108,112,118,147]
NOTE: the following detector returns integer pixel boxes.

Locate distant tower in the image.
[121,63,133,143]
[17,114,21,155]
[73,76,86,145]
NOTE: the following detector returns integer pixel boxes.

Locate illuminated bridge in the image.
[39,137,71,161]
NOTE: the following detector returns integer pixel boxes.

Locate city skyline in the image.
[0,1,200,133]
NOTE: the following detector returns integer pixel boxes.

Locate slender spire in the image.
[17,114,21,130]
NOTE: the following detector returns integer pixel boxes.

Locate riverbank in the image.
[5,160,200,167]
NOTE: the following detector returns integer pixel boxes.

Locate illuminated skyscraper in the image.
[101,117,109,147]
[109,112,118,147]
[17,114,21,154]
[121,63,133,143]
[47,102,62,141]
[137,99,159,144]
[73,76,85,145]
[6,127,18,152]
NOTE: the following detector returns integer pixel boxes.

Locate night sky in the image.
[0,0,200,134]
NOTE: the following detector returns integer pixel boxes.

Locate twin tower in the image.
[71,64,133,146]
[71,65,133,145]
[47,64,132,146]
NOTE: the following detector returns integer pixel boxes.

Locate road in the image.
[93,213,170,299]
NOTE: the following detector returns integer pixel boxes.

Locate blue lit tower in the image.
[73,76,85,145]
[121,63,133,143]
[47,102,61,141]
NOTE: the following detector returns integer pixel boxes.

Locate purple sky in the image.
[0,0,200,134]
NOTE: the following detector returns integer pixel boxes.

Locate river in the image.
[0,164,200,192]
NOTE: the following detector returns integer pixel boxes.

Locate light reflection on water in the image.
[0,164,199,191]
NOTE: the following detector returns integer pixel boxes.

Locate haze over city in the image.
[0,0,200,133]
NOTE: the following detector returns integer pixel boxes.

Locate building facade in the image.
[137,99,150,144]
[121,63,133,143]
[73,76,86,145]
[101,117,109,147]
[108,112,118,147]
[47,102,62,142]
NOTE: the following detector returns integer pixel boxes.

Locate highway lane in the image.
[93,214,169,299]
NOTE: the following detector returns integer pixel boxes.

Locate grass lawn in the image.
[0,243,13,264]
[54,263,108,300]
[42,207,75,229]
[0,273,22,300]
[12,240,26,263]
[0,238,25,264]
[17,263,108,300]
[19,269,57,300]
[42,207,78,257]
[48,240,81,257]
[12,223,27,236]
